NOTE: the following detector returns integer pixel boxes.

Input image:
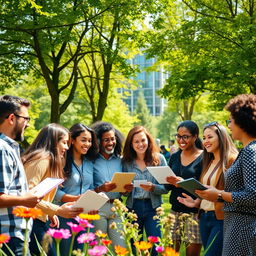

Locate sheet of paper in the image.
[133,180,148,187]
[147,166,176,184]
[30,177,64,197]
[110,172,136,192]
[72,190,109,213]
[177,178,207,198]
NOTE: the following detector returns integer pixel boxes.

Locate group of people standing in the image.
[0,93,256,256]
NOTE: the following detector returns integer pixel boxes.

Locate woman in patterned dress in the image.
[195,94,256,256]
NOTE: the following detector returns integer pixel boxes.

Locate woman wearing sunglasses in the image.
[194,94,256,256]
[178,122,238,256]
[165,120,203,256]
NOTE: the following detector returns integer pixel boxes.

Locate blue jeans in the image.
[199,211,223,256]
[29,219,56,256]
[2,237,31,256]
[130,199,161,256]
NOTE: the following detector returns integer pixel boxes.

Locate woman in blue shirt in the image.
[122,126,168,256]
[55,123,99,256]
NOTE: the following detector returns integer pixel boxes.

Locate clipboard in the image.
[147,166,176,184]
[177,178,207,198]
[110,172,136,192]
[72,190,109,213]
[30,177,64,197]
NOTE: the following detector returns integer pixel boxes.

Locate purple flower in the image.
[67,222,85,234]
[47,229,71,240]
[77,232,96,243]
[88,245,108,256]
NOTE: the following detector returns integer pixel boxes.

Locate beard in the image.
[12,122,24,141]
[103,146,115,155]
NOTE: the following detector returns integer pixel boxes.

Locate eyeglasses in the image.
[14,113,30,122]
[226,120,231,126]
[204,121,219,129]
[175,134,192,141]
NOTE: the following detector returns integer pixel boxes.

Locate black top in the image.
[165,150,203,213]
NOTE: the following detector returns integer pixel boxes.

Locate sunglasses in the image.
[226,120,231,126]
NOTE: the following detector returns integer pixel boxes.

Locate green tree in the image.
[134,91,152,131]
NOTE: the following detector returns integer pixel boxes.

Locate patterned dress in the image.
[223,140,256,256]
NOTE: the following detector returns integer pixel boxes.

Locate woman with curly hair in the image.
[196,94,256,256]
[122,126,168,256]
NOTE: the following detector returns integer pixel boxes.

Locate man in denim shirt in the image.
[0,95,42,256]
[92,121,129,247]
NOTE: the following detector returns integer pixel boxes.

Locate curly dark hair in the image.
[91,121,124,156]
[225,94,256,137]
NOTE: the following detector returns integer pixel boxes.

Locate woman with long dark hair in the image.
[54,123,99,256]
[22,123,83,256]
[165,120,203,256]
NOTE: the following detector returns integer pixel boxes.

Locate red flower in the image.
[12,207,42,219]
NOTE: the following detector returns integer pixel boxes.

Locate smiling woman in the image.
[22,123,84,256]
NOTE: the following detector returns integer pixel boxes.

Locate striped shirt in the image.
[0,133,32,241]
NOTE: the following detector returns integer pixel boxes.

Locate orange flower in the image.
[0,234,10,244]
[163,247,179,256]
[79,213,100,221]
[114,245,129,255]
[102,239,112,246]
[12,207,43,219]
[134,241,152,251]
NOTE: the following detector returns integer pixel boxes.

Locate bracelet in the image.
[217,191,224,202]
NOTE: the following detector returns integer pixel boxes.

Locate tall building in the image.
[120,53,168,116]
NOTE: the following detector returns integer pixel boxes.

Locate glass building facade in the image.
[120,54,168,116]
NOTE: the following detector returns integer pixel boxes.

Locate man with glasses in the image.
[0,95,42,256]
[91,121,127,248]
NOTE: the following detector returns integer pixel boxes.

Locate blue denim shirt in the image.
[55,158,94,204]
[93,153,122,199]
[123,153,168,209]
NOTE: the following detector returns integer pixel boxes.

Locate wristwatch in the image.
[217,191,224,202]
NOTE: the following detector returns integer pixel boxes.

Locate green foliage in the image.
[134,91,153,132]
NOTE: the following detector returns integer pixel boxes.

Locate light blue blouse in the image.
[93,153,122,199]
[55,158,94,203]
[123,153,168,209]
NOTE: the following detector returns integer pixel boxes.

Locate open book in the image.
[147,166,176,184]
[177,178,207,198]
[72,190,109,213]
[30,177,64,197]
[110,172,136,192]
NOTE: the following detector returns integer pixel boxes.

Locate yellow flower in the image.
[163,247,179,256]
[134,241,152,251]
[12,207,42,219]
[95,230,108,238]
[79,213,100,221]
[114,245,129,255]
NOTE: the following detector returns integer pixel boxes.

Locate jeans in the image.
[93,202,126,247]
[29,219,56,256]
[130,199,161,256]
[2,237,31,256]
[199,211,223,256]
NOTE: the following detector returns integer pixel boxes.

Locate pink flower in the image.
[90,240,98,246]
[148,236,159,243]
[88,245,108,256]
[75,216,94,228]
[67,222,85,233]
[47,228,71,240]
[155,246,165,253]
[77,232,96,243]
